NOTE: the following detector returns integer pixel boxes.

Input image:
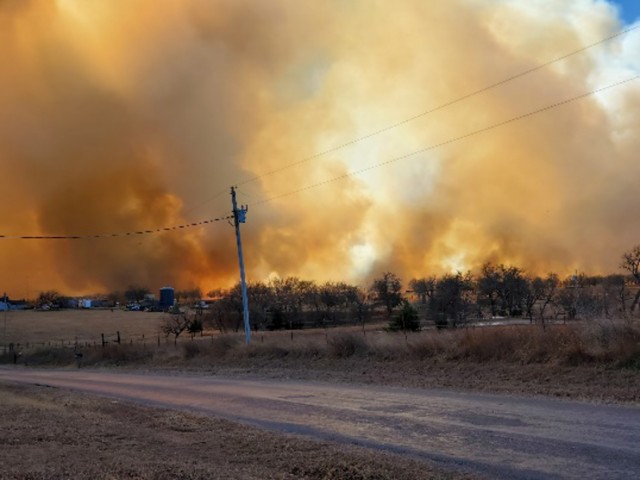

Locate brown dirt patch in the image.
[0,383,476,480]
[197,357,640,404]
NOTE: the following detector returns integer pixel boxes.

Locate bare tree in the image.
[350,289,373,334]
[160,314,192,345]
[621,246,640,312]
[601,274,630,318]
[247,281,274,331]
[105,291,124,308]
[429,272,474,328]
[523,276,546,323]
[408,277,436,305]
[36,290,64,309]
[538,273,559,324]
[125,286,150,304]
[370,272,403,318]
[478,263,527,317]
[175,288,203,306]
[555,273,600,321]
[477,263,500,317]
[203,289,234,333]
[269,277,309,329]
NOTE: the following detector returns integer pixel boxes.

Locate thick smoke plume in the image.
[1,0,639,297]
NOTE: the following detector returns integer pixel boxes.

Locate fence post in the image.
[117,331,121,345]
[101,333,106,347]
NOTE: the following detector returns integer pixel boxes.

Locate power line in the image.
[224,23,639,190]
[0,214,233,240]
[250,74,640,207]
[7,74,637,240]
[8,29,638,240]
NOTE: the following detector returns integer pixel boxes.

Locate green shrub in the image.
[388,302,421,332]
[618,348,640,369]
[187,317,203,336]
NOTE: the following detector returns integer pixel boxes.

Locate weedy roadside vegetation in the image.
[7,320,639,370]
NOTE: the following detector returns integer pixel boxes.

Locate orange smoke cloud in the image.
[1,0,639,298]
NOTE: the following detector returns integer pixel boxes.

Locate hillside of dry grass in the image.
[4,320,639,404]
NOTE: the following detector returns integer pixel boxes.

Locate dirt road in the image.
[1,367,639,479]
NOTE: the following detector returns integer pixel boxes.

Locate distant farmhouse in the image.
[0,294,29,311]
[0,292,9,311]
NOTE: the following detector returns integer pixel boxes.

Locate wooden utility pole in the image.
[231,187,251,345]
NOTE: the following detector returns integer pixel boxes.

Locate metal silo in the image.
[159,287,175,309]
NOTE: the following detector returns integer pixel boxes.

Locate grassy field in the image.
[3,310,639,403]
[0,309,166,347]
[2,313,639,479]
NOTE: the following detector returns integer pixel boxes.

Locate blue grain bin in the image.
[159,287,175,309]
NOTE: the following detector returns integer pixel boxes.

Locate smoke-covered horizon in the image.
[1,0,640,298]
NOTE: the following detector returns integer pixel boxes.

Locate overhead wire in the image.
[224,23,639,189]
[0,214,233,240]
[249,74,640,207]
[6,24,639,240]
[6,72,639,240]
[171,22,639,216]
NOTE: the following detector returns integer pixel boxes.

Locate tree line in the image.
[27,246,640,333]
[203,246,640,332]
[33,287,204,310]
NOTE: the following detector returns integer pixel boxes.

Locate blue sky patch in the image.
[613,0,640,24]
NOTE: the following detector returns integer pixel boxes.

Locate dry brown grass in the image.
[1,309,166,347]
[223,322,640,367]
[0,383,472,480]
[3,312,640,403]
[7,318,640,370]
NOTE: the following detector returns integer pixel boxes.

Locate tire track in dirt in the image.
[1,367,639,479]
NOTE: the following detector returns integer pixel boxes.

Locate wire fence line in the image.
[0,331,198,354]
[1,316,585,356]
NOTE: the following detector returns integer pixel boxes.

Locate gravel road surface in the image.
[1,367,638,479]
